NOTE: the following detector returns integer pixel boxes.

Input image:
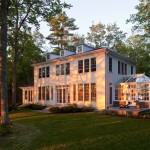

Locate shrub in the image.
[23,104,46,110]
[49,104,94,113]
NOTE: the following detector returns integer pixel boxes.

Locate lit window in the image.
[84,84,89,101]
[84,59,89,72]
[91,58,96,72]
[78,84,83,101]
[78,60,83,73]
[91,83,96,101]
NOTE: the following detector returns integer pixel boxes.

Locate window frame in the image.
[91,57,96,72]
[84,59,89,73]
[78,60,83,73]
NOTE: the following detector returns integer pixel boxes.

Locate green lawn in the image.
[0,109,150,150]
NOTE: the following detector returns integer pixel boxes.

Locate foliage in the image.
[49,104,94,113]
[86,22,126,49]
[47,11,78,51]
[127,0,150,37]
[23,104,46,110]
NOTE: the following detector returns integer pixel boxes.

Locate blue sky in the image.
[40,0,139,44]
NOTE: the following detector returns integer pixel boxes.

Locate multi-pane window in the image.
[66,63,70,75]
[109,57,112,72]
[67,86,70,103]
[56,65,60,76]
[84,59,89,72]
[46,86,49,100]
[42,87,45,100]
[109,86,112,104]
[61,64,65,75]
[131,66,133,75]
[78,60,83,73]
[118,61,120,74]
[91,57,96,72]
[39,67,49,78]
[125,64,127,75]
[121,62,124,75]
[91,83,96,101]
[78,84,83,101]
[73,84,76,101]
[42,67,45,78]
[51,86,53,100]
[38,87,41,100]
[84,84,89,101]
[39,68,41,78]
[28,91,31,101]
[25,91,28,100]
[46,67,49,77]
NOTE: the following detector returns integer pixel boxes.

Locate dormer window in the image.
[60,50,65,57]
[76,46,82,53]
[46,54,50,60]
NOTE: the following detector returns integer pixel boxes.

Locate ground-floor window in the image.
[24,90,33,101]
[78,83,96,101]
[56,85,70,103]
[91,83,96,101]
[73,84,76,101]
[38,86,53,101]
[78,84,83,101]
[84,84,89,101]
[109,86,112,104]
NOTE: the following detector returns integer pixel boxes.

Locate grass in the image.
[0,109,150,150]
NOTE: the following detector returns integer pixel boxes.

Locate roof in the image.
[116,74,150,84]
[32,47,136,67]
[20,83,34,88]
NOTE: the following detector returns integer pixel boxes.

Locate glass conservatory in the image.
[115,74,150,108]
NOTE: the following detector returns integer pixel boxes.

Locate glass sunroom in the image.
[115,74,150,108]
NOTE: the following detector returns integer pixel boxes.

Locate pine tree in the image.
[47,12,79,51]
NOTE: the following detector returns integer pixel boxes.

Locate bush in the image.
[24,104,46,110]
[49,104,94,113]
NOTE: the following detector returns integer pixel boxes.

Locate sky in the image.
[40,0,139,47]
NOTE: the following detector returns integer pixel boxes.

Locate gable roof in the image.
[32,47,136,67]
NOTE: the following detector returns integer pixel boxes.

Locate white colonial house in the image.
[20,44,150,109]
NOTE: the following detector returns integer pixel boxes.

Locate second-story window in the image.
[121,62,124,75]
[78,60,83,73]
[118,61,120,74]
[66,63,70,75]
[109,57,112,72]
[61,64,65,75]
[42,67,45,78]
[56,65,60,76]
[39,68,41,78]
[91,57,96,72]
[125,64,127,75]
[46,67,49,77]
[84,59,89,72]
[131,66,133,75]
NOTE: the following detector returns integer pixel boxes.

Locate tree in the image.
[47,11,78,50]
[86,22,126,49]
[0,0,11,126]
[7,0,70,107]
[127,0,150,38]
[86,22,106,48]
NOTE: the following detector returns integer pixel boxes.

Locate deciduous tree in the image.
[0,0,11,126]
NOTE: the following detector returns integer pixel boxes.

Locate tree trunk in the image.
[0,0,11,126]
